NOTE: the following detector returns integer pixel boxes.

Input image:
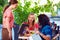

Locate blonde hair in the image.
[28,13,35,26]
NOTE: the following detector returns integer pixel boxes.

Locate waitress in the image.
[2,0,18,40]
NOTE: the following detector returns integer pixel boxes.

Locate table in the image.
[18,34,42,40]
[18,36,29,40]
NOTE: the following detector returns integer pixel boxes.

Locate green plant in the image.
[0,6,3,24]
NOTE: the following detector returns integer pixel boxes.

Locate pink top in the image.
[23,22,39,30]
[29,23,39,30]
[3,8,14,28]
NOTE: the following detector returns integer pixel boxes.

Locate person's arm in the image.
[38,27,52,40]
[36,31,50,40]
[39,32,50,40]
[53,33,59,39]
[6,17,11,33]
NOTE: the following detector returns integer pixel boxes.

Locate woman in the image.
[52,24,59,40]
[19,24,30,36]
[2,0,18,40]
[38,14,52,40]
[23,13,39,31]
[19,13,39,37]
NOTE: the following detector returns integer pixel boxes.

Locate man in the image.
[13,22,20,40]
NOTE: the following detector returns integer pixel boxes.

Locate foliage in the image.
[56,1,60,8]
[0,0,60,24]
[0,0,8,7]
[0,6,3,24]
[0,0,8,24]
[14,0,56,25]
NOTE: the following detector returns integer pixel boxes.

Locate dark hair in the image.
[9,0,18,4]
[28,13,35,26]
[38,14,50,27]
[3,0,18,13]
[19,24,29,36]
[54,24,57,29]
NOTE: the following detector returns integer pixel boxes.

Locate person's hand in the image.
[9,31,12,40]
[52,37,56,40]
[36,31,40,34]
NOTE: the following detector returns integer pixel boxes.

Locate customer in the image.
[38,14,52,40]
[52,24,59,40]
[13,22,19,40]
[23,13,39,31]
[19,24,30,36]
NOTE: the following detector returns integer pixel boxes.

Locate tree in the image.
[0,0,60,24]
[0,0,8,24]
[0,6,3,24]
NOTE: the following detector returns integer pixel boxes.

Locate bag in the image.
[29,34,42,40]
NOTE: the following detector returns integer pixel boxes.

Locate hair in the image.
[19,24,29,36]
[54,24,57,29]
[28,13,35,26]
[38,14,50,27]
[3,0,18,13]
